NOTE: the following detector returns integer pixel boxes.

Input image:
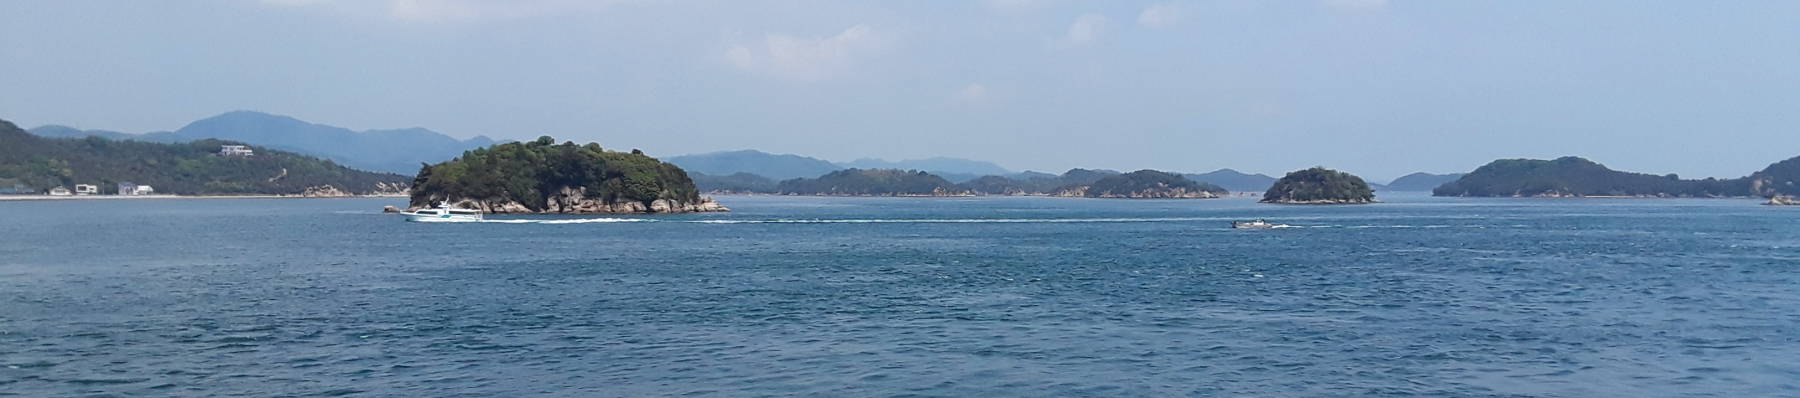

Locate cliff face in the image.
[421,187,727,214]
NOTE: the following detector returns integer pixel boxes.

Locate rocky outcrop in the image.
[382,205,402,213]
[371,182,408,196]
[414,186,729,214]
[1769,195,1798,206]
[298,185,352,197]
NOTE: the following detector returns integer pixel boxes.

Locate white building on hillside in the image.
[219,145,254,157]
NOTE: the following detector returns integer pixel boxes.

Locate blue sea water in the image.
[1,194,1797,397]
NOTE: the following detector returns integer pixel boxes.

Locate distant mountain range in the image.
[666,150,1015,182]
[1,118,407,195]
[838,157,1011,178]
[1181,169,1277,192]
[27,111,499,175]
[663,150,842,180]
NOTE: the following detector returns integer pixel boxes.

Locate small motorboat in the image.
[403,203,484,222]
[1232,219,1287,229]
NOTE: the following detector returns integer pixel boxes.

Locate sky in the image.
[3,0,1799,181]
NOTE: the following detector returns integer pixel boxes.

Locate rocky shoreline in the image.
[1769,195,1798,206]
[407,187,729,214]
[1262,198,1376,205]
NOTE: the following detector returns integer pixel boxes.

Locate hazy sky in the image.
[4,1,1798,180]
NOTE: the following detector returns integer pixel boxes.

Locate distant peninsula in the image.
[1056,170,1227,198]
[408,137,726,213]
[700,167,1232,199]
[28,111,500,175]
[1261,167,1376,204]
[1433,156,1800,199]
[0,118,408,196]
[774,169,967,196]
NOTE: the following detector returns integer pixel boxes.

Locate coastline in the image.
[0,194,407,201]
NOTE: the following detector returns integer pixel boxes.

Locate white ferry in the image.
[1232,219,1288,229]
[403,203,484,223]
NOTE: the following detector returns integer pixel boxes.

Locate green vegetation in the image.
[691,172,778,193]
[0,118,406,195]
[775,169,964,196]
[1433,157,1750,197]
[409,136,700,210]
[957,168,1120,195]
[1262,167,1376,204]
[1081,170,1227,198]
[1748,156,1800,197]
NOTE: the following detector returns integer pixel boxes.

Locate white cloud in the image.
[1065,13,1109,46]
[724,25,885,81]
[1322,0,1389,10]
[953,83,989,104]
[1137,3,1183,29]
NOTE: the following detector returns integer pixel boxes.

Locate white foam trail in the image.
[686,217,1222,224]
[479,218,651,224]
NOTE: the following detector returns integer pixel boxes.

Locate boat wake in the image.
[687,217,1222,224]
[477,218,652,224]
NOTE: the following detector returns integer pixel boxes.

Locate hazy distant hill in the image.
[668,150,1013,183]
[690,172,779,193]
[1,118,407,195]
[1385,172,1465,191]
[1433,156,1753,197]
[776,169,964,196]
[27,125,136,140]
[160,111,498,174]
[27,111,498,175]
[1182,169,1277,192]
[838,157,1011,177]
[957,168,1119,195]
[665,150,842,180]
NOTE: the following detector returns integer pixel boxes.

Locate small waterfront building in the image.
[0,184,32,194]
[135,185,156,195]
[219,145,254,157]
[117,182,138,195]
[48,186,72,196]
[74,184,99,195]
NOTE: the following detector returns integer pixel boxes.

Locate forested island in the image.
[0,118,408,196]
[1055,170,1227,198]
[755,168,1226,199]
[1261,167,1376,204]
[774,169,966,196]
[1433,156,1800,198]
[408,137,726,213]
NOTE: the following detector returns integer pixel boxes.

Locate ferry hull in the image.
[405,213,483,223]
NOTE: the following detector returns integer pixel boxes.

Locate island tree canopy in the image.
[409,136,700,210]
[1262,167,1376,203]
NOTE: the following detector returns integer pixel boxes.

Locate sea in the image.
[2,193,1797,397]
